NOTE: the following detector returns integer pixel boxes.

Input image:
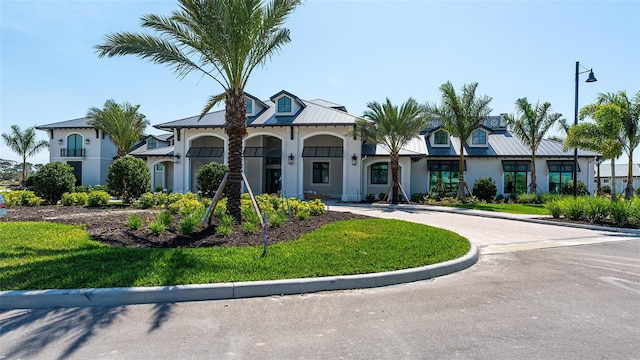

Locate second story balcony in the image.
[60,148,85,157]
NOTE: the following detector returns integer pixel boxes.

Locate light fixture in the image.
[85,138,90,145]
[174,153,181,164]
[573,61,597,197]
[351,154,358,166]
[288,153,294,165]
[58,139,63,145]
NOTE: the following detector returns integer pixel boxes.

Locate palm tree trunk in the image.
[625,153,634,199]
[390,155,399,204]
[611,159,617,202]
[456,145,466,201]
[596,161,602,196]
[21,156,27,187]
[530,152,537,194]
[225,91,247,223]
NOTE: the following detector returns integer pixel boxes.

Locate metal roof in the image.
[36,117,93,130]
[427,131,599,158]
[599,163,640,177]
[308,99,347,112]
[362,136,427,157]
[129,145,174,157]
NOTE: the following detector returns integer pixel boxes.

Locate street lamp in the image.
[573,61,597,197]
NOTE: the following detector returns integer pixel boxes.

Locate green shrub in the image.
[87,190,110,207]
[564,197,587,220]
[561,180,589,196]
[60,192,89,206]
[107,156,151,203]
[545,199,565,218]
[127,214,143,230]
[136,192,157,209]
[242,208,261,225]
[585,196,609,224]
[610,200,632,226]
[32,162,76,204]
[378,192,386,201]
[268,211,286,228]
[169,196,205,216]
[148,220,166,236]
[179,214,199,235]
[220,213,236,228]
[196,162,228,198]
[296,211,310,220]
[242,221,260,234]
[3,190,43,207]
[472,177,497,202]
[411,193,425,203]
[365,194,375,203]
[517,193,541,204]
[540,193,561,203]
[308,199,326,215]
[76,185,108,193]
[494,194,505,203]
[156,211,173,226]
[154,185,164,193]
[216,225,232,236]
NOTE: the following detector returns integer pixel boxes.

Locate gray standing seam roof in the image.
[35,117,93,129]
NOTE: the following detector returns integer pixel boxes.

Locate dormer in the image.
[469,128,489,147]
[245,92,267,117]
[431,129,450,147]
[270,90,305,115]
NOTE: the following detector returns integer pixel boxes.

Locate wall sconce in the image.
[288,153,294,165]
[85,138,90,145]
[351,154,358,166]
[58,139,63,145]
[174,153,181,164]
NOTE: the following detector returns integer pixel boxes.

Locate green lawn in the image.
[450,202,549,215]
[0,219,470,291]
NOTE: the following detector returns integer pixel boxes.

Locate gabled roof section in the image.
[129,145,174,157]
[155,111,226,130]
[597,163,640,177]
[308,99,347,112]
[269,90,306,109]
[245,92,268,110]
[36,117,94,130]
[422,115,505,135]
[362,136,427,157]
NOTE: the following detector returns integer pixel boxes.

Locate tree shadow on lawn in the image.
[1,302,177,359]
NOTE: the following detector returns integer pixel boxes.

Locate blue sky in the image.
[1,0,639,165]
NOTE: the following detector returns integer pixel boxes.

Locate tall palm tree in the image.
[565,103,624,201]
[87,99,149,158]
[504,98,563,194]
[95,0,301,222]
[425,81,493,201]
[580,91,640,199]
[1,125,49,186]
[357,98,429,204]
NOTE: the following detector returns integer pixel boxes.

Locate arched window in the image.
[246,98,253,114]
[434,130,448,145]
[67,134,83,157]
[471,129,487,145]
[277,96,292,113]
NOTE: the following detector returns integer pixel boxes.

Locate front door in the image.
[67,161,82,186]
[265,168,281,194]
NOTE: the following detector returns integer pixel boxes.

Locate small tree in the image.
[107,156,151,203]
[472,177,497,202]
[1,125,49,186]
[32,162,76,204]
[196,162,228,197]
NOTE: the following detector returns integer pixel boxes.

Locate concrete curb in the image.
[0,244,478,310]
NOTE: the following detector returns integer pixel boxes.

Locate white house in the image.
[598,163,640,194]
[37,90,601,199]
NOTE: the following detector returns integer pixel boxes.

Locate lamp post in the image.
[573,61,597,197]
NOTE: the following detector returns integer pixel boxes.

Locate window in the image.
[246,98,253,114]
[148,138,157,149]
[471,129,487,145]
[434,130,448,145]
[430,171,459,193]
[313,162,329,183]
[547,161,575,193]
[371,163,388,184]
[277,96,292,113]
[67,134,83,157]
[155,164,164,171]
[502,161,530,194]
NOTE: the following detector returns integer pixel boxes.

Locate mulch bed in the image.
[0,205,368,249]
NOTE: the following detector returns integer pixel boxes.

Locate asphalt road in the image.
[1,208,639,359]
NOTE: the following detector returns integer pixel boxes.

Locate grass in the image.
[450,203,549,215]
[0,219,470,291]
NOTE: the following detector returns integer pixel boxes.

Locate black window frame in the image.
[434,130,448,145]
[277,96,292,113]
[312,162,329,184]
[371,163,388,185]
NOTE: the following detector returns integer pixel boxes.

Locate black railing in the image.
[60,148,85,157]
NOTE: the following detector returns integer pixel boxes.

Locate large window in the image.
[434,130,448,145]
[471,129,487,145]
[313,162,329,183]
[548,161,576,193]
[148,138,157,149]
[502,160,530,193]
[277,96,292,113]
[428,160,460,193]
[67,134,83,157]
[246,98,253,114]
[371,163,388,184]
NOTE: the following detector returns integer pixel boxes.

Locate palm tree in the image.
[1,125,49,186]
[425,81,493,201]
[504,98,563,194]
[357,98,430,204]
[565,103,624,201]
[87,99,149,158]
[95,0,301,222]
[580,91,640,199]
[547,118,571,143]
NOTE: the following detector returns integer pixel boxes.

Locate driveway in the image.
[1,205,639,359]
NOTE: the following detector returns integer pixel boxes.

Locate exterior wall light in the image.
[288,153,294,165]
[174,153,181,164]
[85,138,90,145]
[351,154,358,166]
[58,139,63,145]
